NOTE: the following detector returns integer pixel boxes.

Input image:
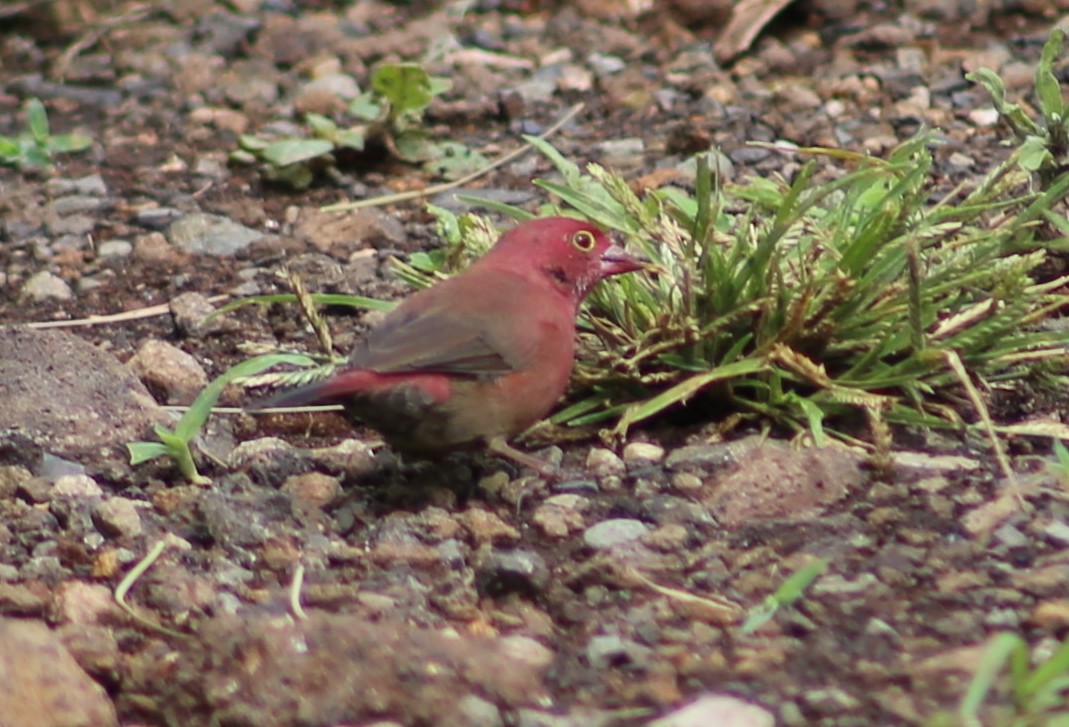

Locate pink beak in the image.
[599,243,648,277]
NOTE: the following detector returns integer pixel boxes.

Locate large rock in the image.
[0,618,118,727]
[0,326,168,479]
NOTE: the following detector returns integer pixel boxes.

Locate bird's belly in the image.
[344,368,568,456]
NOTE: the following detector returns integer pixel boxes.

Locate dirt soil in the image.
[1,1,1068,726]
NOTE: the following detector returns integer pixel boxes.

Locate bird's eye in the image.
[571,230,596,252]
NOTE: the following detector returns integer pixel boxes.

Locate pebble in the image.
[169,291,224,337]
[167,213,262,256]
[498,634,555,670]
[47,213,95,237]
[53,474,104,498]
[0,618,119,727]
[531,493,588,538]
[623,442,665,465]
[44,174,107,197]
[594,137,645,159]
[53,581,118,625]
[281,472,342,510]
[452,695,504,727]
[49,195,108,216]
[648,694,775,727]
[967,107,1001,127]
[993,522,1029,548]
[670,471,703,491]
[92,497,143,539]
[127,338,209,405]
[585,447,625,477]
[457,507,520,544]
[20,271,73,302]
[476,550,549,595]
[96,239,133,258]
[1041,520,1069,546]
[587,52,626,75]
[586,634,651,669]
[582,518,650,550]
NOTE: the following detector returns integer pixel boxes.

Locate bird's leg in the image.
[486,436,559,478]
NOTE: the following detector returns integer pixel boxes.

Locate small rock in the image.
[169,291,225,337]
[531,494,588,538]
[96,239,133,259]
[585,447,625,477]
[92,497,143,539]
[45,174,107,197]
[0,465,35,499]
[0,325,166,476]
[192,154,229,179]
[498,634,555,670]
[587,52,626,75]
[0,582,48,614]
[48,195,107,216]
[458,507,520,544]
[648,694,774,727]
[127,338,209,405]
[53,474,104,498]
[53,581,119,625]
[449,694,503,727]
[623,442,665,465]
[671,472,703,491]
[20,271,74,302]
[1032,600,1069,630]
[510,77,556,105]
[133,231,185,265]
[968,107,1001,127]
[583,518,650,550]
[705,444,864,527]
[167,213,263,257]
[0,618,118,727]
[586,634,650,669]
[294,206,406,255]
[47,213,95,237]
[594,137,645,160]
[1042,520,1069,546]
[281,472,342,510]
[136,207,183,230]
[476,549,550,597]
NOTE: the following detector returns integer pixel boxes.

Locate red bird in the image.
[257,217,646,473]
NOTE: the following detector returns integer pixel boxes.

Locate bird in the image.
[253,216,646,474]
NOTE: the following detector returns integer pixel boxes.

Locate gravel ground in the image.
[1,2,1068,726]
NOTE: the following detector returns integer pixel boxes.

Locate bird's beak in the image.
[599,243,650,277]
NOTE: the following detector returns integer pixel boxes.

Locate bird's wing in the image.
[350,282,538,376]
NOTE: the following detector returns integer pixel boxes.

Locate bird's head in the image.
[479,217,647,302]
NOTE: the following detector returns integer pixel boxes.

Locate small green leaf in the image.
[264,162,316,190]
[305,112,337,137]
[333,128,366,151]
[349,92,383,121]
[372,63,435,114]
[26,98,49,144]
[0,136,20,161]
[238,134,271,152]
[20,144,52,169]
[261,138,334,167]
[126,441,172,465]
[427,76,452,97]
[393,131,436,162]
[1019,136,1054,172]
[422,141,489,180]
[1036,27,1066,120]
[45,132,92,154]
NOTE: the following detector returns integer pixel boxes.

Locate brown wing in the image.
[349,274,542,376]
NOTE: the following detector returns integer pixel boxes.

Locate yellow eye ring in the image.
[571,230,596,251]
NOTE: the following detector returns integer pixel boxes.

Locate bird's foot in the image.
[486,436,561,480]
